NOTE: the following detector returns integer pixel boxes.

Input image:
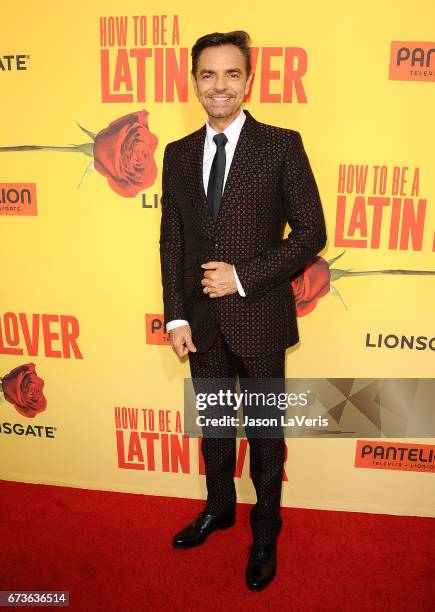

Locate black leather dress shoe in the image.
[172,510,235,548]
[245,542,277,591]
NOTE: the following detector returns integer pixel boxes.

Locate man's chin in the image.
[205,106,238,119]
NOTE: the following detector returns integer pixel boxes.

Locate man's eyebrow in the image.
[198,68,242,75]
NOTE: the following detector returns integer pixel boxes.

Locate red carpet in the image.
[0,480,434,611]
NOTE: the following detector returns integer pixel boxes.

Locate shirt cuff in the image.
[166,319,189,333]
[233,265,246,297]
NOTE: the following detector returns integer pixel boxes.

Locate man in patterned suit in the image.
[160,30,327,591]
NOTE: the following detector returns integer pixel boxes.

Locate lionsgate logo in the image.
[0,183,37,216]
[365,331,435,351]
[0,54,30,71]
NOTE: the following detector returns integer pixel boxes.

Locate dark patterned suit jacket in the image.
[159,108,327,357]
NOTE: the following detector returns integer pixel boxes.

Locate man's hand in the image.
[201,261,238,297]
[169,324,197,357]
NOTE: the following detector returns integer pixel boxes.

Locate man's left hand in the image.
[201,261,238,298]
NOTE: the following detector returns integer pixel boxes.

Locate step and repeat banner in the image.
[1,0,435,517]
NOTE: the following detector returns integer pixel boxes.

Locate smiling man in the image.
[159,30,327,591]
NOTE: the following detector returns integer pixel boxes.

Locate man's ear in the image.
[245,71,254,97]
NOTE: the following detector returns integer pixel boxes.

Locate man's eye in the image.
[230,73,240,78]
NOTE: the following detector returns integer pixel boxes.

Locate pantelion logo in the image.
[389,41,435,81]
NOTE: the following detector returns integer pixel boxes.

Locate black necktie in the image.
[207,132,228,221]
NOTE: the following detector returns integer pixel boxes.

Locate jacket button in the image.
[214,241,219,247]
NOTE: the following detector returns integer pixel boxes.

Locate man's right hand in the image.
[169,324,197,357]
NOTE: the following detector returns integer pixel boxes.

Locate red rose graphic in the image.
[93,109,158,197]
[1,362,47,418]
[291,256,331,316]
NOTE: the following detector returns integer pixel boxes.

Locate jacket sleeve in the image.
[159,143,187,328]
[234,131,327,297]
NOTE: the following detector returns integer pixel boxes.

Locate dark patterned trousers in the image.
[188,326,286,545]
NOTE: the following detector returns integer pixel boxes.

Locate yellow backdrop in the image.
[1,0,434,518]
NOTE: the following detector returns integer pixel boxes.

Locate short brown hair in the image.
[191,30,252,78]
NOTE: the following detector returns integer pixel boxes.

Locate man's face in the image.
[191,44,253,122]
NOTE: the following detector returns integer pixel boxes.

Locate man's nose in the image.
[214,74,227,90]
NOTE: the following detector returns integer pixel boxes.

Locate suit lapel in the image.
[181,108,266,239]
[181,123,214,237]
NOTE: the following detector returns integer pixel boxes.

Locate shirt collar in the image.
[205,107,246,147]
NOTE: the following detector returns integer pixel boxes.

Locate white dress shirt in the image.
[166,108,247,333]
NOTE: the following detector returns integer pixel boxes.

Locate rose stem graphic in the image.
[0,135,95,189]
[327,250,435,309]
